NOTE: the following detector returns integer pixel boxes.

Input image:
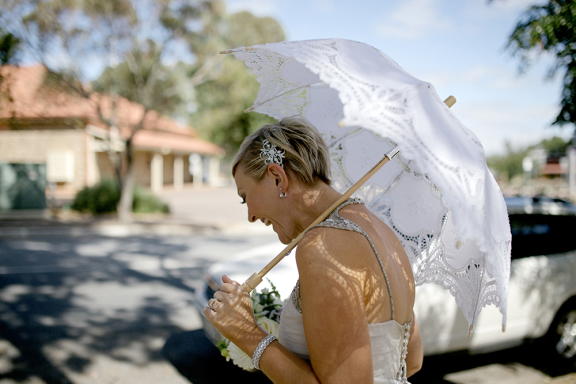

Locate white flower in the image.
[253,301,264,314]
[227,341,255,371]
[256,316,280,337]
[261,288,270,295]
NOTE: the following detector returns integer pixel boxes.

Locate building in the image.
[0,65,224,208]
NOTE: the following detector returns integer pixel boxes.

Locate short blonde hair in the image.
[232,117,331,185]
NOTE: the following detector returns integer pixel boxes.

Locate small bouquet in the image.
[216,279,283,371]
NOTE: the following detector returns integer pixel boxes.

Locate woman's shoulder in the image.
[296,219,369,269]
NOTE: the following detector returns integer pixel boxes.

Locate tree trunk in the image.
[117,139,134,222]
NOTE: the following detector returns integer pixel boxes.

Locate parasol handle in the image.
[241,95,457,293]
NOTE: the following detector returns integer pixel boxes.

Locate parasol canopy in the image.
[225,38,511,333]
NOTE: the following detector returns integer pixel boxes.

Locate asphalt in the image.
[1,185,575,384]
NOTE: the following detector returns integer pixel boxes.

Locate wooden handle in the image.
[241,95,457,293]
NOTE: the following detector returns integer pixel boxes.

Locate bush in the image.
[133,185,170,214]
[71,178,119,214]
[71,179,169,215]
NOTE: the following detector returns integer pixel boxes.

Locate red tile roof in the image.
[0,64,224,156]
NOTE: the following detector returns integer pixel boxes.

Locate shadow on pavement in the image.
[0,235,210,383]
[162,329,272,383]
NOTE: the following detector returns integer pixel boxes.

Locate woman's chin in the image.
[275,230,291,244]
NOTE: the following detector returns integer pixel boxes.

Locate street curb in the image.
[0,220,274,238]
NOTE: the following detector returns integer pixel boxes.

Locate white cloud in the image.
[375,0,453,40]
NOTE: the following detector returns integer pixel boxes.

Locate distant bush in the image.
[71,179,169,215]
[71,178,119,214]
[133,185,170,214]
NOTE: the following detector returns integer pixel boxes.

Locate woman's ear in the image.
[266,163,289,190]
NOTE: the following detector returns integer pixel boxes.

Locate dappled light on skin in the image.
[364,274,388,324]
[300,224,412,326]
[302,189,322,208]
[302,232,366,310]
[334,204,416,324]
[203,281,263,350]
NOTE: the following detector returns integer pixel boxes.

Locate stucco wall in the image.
[0,129,86,192]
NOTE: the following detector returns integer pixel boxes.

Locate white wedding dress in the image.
[278,199,412,383]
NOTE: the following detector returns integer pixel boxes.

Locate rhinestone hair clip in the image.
[260,139,285,167]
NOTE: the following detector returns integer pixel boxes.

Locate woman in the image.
[203,117,423,383]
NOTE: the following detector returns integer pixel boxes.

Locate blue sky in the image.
[224,0,572,155]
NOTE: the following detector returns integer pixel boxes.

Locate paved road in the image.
[0,186,574,383]
[0,231,279,384]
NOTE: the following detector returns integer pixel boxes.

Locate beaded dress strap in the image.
[291,198,396,321]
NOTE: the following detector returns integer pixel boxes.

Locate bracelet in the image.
[252,334,277,370]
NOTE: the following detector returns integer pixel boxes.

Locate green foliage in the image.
[91,41,185,116]
[507,0,576,128]
[132,185,170,214]
[191,11,285,155]
[71,179,169,215]
[192,57,276,154]
[540,135,571,155]
[0,29,19,65]
[487,136,570,180]
[71,178,120,214]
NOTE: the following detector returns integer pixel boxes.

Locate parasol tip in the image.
[245,107,255,113]
[220,49,234,55]
[502,324,506,332]
[468,324,474,338]
[444,95,456,108]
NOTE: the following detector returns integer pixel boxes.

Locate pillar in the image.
[151,153,163,193]
[174,155,184,190]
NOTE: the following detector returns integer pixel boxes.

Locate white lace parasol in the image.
[228,38,511,332]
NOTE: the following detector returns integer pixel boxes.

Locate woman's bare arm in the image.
[406,314,423,377]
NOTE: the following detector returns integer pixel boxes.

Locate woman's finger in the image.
[222,274,241,286]
[213,291,226,302]
[220,282,242,294]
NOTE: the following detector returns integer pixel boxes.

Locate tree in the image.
[0,29,19,65]
[506,0,576,132]
[487,136,570,180]
[0,0,228,221]
[487,141,531,181]
[191,11,285,155]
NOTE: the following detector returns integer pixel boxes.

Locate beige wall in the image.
[0,129,86,192]
[133,151,151,187]
[163,153,174,185]
[0,129,199,197]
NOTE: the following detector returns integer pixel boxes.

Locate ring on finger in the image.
[208,298,217,310]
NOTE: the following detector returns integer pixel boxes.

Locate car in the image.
[194,196,576,359]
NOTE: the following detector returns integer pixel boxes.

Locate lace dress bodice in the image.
[277,198,412,383]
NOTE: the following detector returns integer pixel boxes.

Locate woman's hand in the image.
[202,275,261,345]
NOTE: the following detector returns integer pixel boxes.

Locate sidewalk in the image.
[0,185,274,238]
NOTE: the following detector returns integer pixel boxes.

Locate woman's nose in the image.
[248,211,256,222]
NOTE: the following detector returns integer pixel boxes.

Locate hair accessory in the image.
[260,139,285,167]
[252,334,276,370]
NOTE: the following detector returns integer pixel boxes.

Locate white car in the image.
[195,196,576,359]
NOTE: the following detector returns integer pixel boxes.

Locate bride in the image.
[203,117,423,383]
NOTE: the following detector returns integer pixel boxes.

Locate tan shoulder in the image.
[295,225,367,272]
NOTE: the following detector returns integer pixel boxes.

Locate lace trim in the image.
[396,322,411,382]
